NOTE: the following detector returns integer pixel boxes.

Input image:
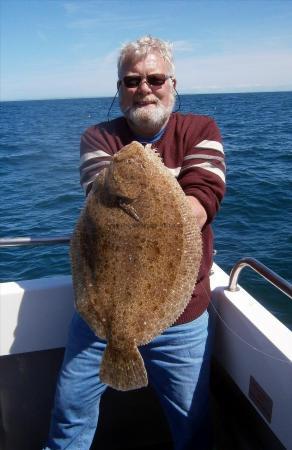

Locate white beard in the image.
[121,95,175,134]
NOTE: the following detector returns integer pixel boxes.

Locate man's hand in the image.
[186,196,207,230]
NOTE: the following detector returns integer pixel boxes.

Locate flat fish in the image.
[70,141,202,391]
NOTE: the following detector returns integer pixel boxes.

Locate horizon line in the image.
[1,88,292,103]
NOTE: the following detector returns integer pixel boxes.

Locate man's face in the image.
[118,52,176,134]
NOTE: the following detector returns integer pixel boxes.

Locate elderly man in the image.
[45,36,225,450]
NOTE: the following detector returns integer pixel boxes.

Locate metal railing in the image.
[1,238,291,300]
[0,236,71,247]
[228,257,292,299]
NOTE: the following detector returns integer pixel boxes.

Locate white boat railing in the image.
[228,257,292,299]
[0,237,291,300]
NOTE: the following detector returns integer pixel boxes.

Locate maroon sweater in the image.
[79,113,226,324]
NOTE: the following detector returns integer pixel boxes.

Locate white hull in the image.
[0,263,291,449]
[210,264,292,449]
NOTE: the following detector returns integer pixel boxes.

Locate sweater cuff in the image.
[183,187,218,224]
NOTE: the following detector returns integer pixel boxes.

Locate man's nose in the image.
[137,79,152,94]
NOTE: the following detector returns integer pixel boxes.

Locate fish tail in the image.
[100,342,148,391]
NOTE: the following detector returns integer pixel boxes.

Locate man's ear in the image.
[172,78,177,89]
[117,80,122,90]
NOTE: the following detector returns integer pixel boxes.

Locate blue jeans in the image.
[44,309,213,450]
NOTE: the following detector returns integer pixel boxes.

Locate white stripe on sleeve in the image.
[80,150,112,165]
[181,162,226,182]
[167,167,181,178]
[184,154,225,166]
[194,140,224,154]
[80,161,111,176]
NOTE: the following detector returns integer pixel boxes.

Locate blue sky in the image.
[1,0,292,101]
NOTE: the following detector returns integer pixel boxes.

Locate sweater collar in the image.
[134,126,166,145]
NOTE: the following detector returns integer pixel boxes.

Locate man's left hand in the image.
[186,196,207,230]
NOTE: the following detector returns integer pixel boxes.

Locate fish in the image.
[70,141,202,391]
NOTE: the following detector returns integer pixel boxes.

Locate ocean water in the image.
[0,92,291,329]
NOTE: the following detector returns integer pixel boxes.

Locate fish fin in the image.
[100,342,148,391]
[71,225,108,340]
[77,304,107,340]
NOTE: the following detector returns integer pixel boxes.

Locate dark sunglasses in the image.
[120,74,173,88]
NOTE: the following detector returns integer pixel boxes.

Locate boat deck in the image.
[0,347,285,450]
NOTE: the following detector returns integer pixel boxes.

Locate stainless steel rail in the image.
[228,257,292,299]
[1,238,291,300]
[0,236,71,247]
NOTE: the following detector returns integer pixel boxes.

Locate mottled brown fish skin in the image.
[70,141,202,391]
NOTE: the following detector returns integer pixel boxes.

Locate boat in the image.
[0,237,291,450]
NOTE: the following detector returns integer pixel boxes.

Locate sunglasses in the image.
[120,74,173,88]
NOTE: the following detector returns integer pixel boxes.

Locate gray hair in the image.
[117,36,175,78]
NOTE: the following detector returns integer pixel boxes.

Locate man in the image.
[44,36,225,450]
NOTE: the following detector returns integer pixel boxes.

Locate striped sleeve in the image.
[181,139,225,183]
[79,128,113,195]
[178,118,226,223]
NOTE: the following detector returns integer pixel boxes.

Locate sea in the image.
[0,92,291,330]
